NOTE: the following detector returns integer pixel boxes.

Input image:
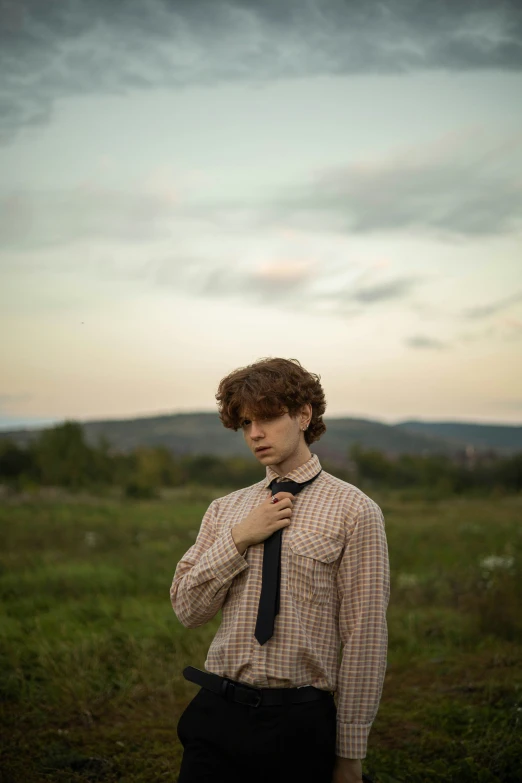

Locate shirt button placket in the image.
[251,633,269,687]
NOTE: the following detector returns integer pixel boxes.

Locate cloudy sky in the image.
[1,0,522,430]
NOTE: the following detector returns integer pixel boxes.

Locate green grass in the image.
[1,487,521,782]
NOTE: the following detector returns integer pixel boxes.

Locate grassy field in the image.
[1,486,521,782]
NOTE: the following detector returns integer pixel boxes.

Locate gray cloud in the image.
[152,254,422,316]
[1,131,521,251]
[1,0,522,140]
[406,335,449,349]
[155,257,312,304]
[352,277,417,303]
[464,290,522,319]
[269,134,522,237]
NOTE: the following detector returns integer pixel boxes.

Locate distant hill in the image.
[395,420,522,453]
[1,412,520,465]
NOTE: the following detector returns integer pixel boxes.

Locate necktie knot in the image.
[270,479,300,496]
[269,471,322,498]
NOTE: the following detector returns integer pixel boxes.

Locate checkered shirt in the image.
[170,453,390,759]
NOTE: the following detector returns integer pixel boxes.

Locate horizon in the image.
[1,408,520,434]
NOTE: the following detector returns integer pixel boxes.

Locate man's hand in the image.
[231,492,294,554]
[332,756,363,783]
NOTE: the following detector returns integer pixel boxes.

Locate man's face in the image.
[239,406,308,473]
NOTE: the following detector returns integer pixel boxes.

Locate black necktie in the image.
[254,470,322,645]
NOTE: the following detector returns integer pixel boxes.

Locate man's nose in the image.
[250,420,265,438]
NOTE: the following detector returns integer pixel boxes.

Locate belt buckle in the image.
[222,678,262,708]
[243,686,262,708]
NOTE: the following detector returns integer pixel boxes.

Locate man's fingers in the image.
[275,503,292,514]
[270,499,293,510]
[269,491,294,503]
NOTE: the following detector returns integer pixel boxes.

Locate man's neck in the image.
[272,448,312,477]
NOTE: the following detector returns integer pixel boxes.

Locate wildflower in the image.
[479,555,515,591]
[85,531,98,548]
[479,555,514,572]
[396,572,419,588]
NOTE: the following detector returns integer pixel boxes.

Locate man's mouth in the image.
[255,446,271,453]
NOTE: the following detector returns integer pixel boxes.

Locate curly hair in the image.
[215,357,326,445]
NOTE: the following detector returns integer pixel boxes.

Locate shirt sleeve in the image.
[335,496,390,759]
[170,499,250,628]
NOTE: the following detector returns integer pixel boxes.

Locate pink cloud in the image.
[252,259,313,283]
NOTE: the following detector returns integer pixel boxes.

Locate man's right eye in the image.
[241,419,251,427]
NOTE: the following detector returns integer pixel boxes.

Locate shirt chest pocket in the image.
[287,529,344,606]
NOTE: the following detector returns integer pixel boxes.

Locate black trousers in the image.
[177,687,337,783]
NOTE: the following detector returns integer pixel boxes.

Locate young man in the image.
[170,357,390,783]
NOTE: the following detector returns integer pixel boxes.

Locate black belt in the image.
[183,666,333,708]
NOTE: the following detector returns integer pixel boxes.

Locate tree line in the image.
[0,421,520,498]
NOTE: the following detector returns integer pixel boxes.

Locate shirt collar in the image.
[265,453,322,488]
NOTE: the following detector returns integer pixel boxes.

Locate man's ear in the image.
[300,403,312,428]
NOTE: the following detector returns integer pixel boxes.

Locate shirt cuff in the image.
[336,721,372,759]
[208,526,249,585]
